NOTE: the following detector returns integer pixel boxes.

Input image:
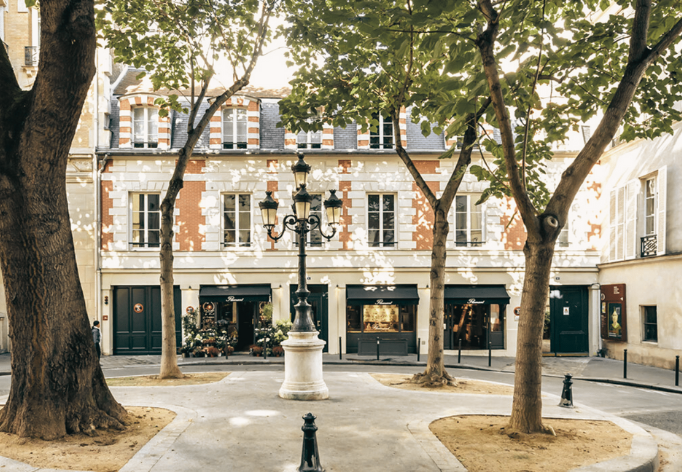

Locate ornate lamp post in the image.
[259,153,343,400]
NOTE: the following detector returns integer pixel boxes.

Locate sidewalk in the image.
[0,351,679,393]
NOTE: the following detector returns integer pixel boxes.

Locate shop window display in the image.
[346,304,415,334]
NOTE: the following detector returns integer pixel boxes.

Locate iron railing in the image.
[641,234,657,257]
[25,46,39,66]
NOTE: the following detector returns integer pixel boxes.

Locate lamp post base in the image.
[279,331,329,401]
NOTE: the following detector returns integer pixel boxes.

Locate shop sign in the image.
[467,299,485,304]
[133,303,143,313]
[375,299,393,305]
[226,296,244,302]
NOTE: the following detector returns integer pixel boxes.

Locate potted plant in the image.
[192,347,205,358]
[205,346,220,357]
[250,345,263,357]
[272,345,284,357]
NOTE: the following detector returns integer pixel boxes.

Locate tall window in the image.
[557,220,569,248]
[131,193,160,248]
[454,195,483,247]
[133,107,158,148]
[642,306,657,342]
[645,177,656,235]
[370,113,394,149]
[368,194,395,248]
[222,108,247,149]
[295,194,323,247]
[223,194,251,247]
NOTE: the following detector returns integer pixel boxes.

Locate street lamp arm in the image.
[307,214,337,241]
[265,214,299,242]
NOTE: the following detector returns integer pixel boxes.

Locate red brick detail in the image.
[120,115,131,123]
[248,116,259,122]
[248,127,259,134]
[210,138,221,145]
[413,160,439,174]
[101,181,114,250]
[266,180,279,250]
[158,138,170,146]
[399,118,407,124]
[585,168,603,250]
[185,160,205,174]
[120,127,131,134]
[322,128,334,135]
[285,139,297,146]
[339,181,352,249]
[322,139,334,146]
[412,182,438,250]
[248,138,259,145]
[248,101,259,111]
[120,100,130,111]
[210,115,221,123]
[500,197,526,250]
[102,160,114,173]
[159,128,170,135]
[338,160,351,174]
[147,96,155,106]
[358,140,369,147]
[135,97,142,105]
[357,129,365,135]
[177,181,206,251]
[267,160,278,173]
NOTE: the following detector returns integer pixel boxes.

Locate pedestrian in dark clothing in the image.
[92,320,101,360]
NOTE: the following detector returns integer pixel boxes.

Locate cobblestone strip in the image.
[407,418,467,472]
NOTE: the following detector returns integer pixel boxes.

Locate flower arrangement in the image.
[255,319,292,356]
[181,312,238,357]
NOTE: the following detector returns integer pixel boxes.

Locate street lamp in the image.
[259,152,342,400]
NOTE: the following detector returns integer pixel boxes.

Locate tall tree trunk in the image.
[509,239,555,433]
[0,0,127,439]
[413,207,456,386]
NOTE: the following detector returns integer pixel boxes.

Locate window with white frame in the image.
[132,107,159,148]
[223,194,251,247]
[222,107,247,149]
[642,306,657,342]
[368,194,395,247]
[131,193,160,248]
[454,195,483,247]
[644,177,656,236]
[370,112,394,149]
[297,128,322,149]
[557,220,569,248]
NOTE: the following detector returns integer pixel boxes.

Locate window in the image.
[346,304,415,333]
[645,178,656,236]
[642,306,657,342]
[454,195,483,247]
[297,128,322,149]
[368,194,395,248]
[557,220,569,248]
[131,193,160,248]
[223,194,251,247]
[133,107,158,148]
[222,107,247,149]
[370,113,394,149]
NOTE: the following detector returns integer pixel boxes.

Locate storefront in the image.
[199,284,272,351]
[543,286,590,355]
[443,285,509,350]
[345,284,419,355]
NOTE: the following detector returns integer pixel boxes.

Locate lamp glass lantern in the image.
[324,189,342,228]
[293,185,312,220]
[291,153,312,189]
[258,191,279,228]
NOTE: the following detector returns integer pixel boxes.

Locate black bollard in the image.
[376,337,380,361]
[458,339,462,364]
[623,349,628,379]
[488,340,492,367]
[339,337,342,360]
[675,355,679,387]
[559,373,574,408]
[298,413,323,472]
[264,336,267,360]
[417,338,420,362]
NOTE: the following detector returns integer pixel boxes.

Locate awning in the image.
[444,285,510,305]
[199,284,271,303]
[346,285,419,306]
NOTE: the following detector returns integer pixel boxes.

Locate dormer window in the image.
[297,129,322,149]
[222,107,247,149]
[370,113,394,149]
[133,107,158,148]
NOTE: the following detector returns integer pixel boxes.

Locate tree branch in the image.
[629,0,651,64]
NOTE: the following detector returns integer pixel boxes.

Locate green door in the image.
[290,285,328,352]
[113,285,182,354]
[550,286,588,354]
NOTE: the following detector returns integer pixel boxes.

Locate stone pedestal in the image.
[279,331,329,401]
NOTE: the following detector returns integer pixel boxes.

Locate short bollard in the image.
[417,337,421,362]
[559,373,574,408]
[458,339,462,364]
[623,349,628,379]
[675,355,679,387]
[339,337,342,360]
[376,337,380,361]
[488,340,492,367]
[298,413,323,472]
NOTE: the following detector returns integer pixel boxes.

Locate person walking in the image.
[92,320,101,360]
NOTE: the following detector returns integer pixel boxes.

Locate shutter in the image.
[616,186,625,260]
[657,166,667,255]
[609,190,617,261]
[625,179,639,259]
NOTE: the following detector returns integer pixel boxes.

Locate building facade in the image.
[94,68,603,358]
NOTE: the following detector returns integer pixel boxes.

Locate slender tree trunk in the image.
[508,239,555,433]
[412,207,456,386]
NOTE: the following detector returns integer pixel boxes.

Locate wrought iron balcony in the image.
[641,234,657,257]
[25,46,39,67]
